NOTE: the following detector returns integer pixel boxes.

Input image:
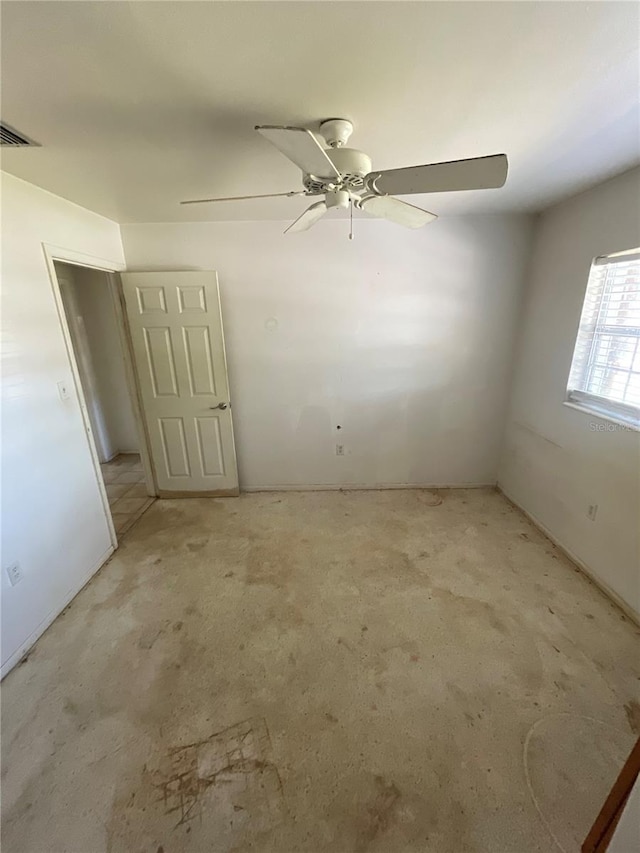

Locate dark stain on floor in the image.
[156,718,284,829]
[624,699,640,734]
[355,775,401,852]
[186,538,208,552]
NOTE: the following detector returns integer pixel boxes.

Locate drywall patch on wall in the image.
[1,171,125,675]
[121,214,534,489]
[499,166,640,617]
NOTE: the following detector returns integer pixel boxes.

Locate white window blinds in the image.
[567,248,640,427]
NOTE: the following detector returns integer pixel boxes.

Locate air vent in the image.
[0,123,39,146]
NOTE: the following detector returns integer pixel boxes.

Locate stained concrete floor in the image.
[2,488,639,853]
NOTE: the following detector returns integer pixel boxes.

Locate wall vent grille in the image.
[0,123,39,146]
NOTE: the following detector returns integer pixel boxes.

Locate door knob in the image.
[210,402,228,410]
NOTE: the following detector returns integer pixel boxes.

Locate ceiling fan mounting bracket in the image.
[364,173,383,195]
[319,118,353,148]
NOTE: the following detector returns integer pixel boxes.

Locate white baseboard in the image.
[103,450,140,462]
[242,482,496,493]
[497,484,640,627]
[1,545,115,679]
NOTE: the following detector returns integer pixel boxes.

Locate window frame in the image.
[565,249,640,432]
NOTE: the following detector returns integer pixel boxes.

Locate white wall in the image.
[57,263,139,458]
[1,172,125,675]
[499,167,640,619]
[121,215,534,490]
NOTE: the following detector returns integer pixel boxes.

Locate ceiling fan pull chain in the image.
[349,197,354,241]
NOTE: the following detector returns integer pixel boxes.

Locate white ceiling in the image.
[1,1,639,223]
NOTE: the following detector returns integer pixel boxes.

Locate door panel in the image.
[183,327,217,395]
[196,416,225,475]
[144,327,179,396]
[120,271,239,495]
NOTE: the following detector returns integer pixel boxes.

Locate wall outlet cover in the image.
[6,562,23,586]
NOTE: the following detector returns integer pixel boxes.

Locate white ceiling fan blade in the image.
[359,195,437,229]
[284,200,328,234]
[366,154,508,196]
[181,190,306,205]
[256,125,340,180]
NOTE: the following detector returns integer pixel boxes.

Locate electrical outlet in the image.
[336,444,345,456]
[587,504,598,522]
[6,562,23,587]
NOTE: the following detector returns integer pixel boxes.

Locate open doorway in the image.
[54,261,155,537]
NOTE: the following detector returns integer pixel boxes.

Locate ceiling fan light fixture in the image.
[325,189,350,210]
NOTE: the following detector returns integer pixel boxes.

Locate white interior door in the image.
[120,271,239,496]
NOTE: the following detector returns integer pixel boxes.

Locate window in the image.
[567,248,640,429]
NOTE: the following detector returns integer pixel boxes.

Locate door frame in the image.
[43,243,157,547]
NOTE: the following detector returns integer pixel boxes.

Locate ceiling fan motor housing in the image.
[303,147,373,193]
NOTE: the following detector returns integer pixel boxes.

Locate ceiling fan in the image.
[181,119,508,234]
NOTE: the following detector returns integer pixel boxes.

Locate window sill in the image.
[563,401,640,433]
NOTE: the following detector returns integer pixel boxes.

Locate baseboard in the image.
[497,484,640,627]
[1,545,115,679]
[104,450,140,462]
[242,482,496,493]
[158,487,239,498]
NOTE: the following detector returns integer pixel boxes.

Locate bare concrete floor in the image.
[2,488,639,852]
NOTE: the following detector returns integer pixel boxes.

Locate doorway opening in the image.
[99,453,152,536]
[53,260,156,538]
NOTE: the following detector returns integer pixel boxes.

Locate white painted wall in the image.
[1,172,125,675]
[499,167,640,619]
[121,215,534,490]
[57,263,139,459]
